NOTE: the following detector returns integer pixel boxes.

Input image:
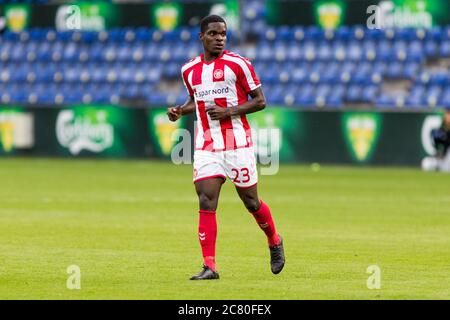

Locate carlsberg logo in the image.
[56,110,113,155]
[367,1,433,29]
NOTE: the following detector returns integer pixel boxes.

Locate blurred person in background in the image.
[422,108,450,173]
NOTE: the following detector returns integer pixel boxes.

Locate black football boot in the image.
[190,265,220,280]
[270,235,285,274]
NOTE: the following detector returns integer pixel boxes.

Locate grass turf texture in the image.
[0,158,449,300]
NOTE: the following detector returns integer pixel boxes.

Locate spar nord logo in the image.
[56,109,113,155]
[342,113,381,163]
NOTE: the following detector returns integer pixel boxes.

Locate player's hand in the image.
[206,106,230,121]
[167,106,182,122]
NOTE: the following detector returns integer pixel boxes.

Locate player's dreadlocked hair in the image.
[200,15,227,33]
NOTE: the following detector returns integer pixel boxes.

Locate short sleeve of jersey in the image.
[181,69,194,97]
[237,59,261,94]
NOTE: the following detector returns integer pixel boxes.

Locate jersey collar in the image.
[201,50,227,65]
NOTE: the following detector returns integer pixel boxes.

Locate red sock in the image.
[250,200,280,247]
[198,210,217,271]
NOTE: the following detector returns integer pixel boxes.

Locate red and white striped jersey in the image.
[181,50,261,152]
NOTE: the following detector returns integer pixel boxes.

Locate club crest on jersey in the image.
[213,69,224,80]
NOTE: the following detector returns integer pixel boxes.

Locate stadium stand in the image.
[0,2,449,109]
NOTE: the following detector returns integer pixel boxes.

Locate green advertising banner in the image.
[147,108,186,159]
[145,107,442,166]
[54,1,119,31]
[314,0,347,30]
[0,107,33,155]
[149,0,241,31]
[4,4,30,32]
[147,108,301,162]
[0,1,239,31]
[151,2,183,32]
[60,107,449,165]
[247,108,301,163]
[2,0,449,31]
[0,108,22,154]
[0,106,446,166]
[383,0,449,28]
[283,108,442,165]
[342,112,382,163]
[32,105,152,157]
[267,0,450,28]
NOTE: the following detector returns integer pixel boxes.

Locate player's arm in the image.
[167,96,195,122]
[206,87,266,120]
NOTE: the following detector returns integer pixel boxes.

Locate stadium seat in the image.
[0,24,449,109]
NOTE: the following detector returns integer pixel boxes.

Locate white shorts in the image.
[193,147,258,188]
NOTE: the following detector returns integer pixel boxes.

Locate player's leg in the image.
[235,184,280,245]
[189,177,223,280]
[225,147,285,274]
[226,147,280,246]
[235,184,285,274]
[195,177,224,211]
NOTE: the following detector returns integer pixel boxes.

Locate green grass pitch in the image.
[0,158,449,299]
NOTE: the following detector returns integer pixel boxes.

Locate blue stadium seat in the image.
[385,62,403,78]
[29,28,47,41]
[440,41,450,57]
[276,26,293,42]
[376,40,394,60]
[0,25,449,109]
[175,92,188,105]
[426,27,443,42]
[406,86,425,107]
[335,26,351,41]
[317,42,333,61]
[267,84,285,105]
[162,62,180,79]
[56,31,74,43]
[115,44,130,62]
[361,85,378,103]
[326,95,343,108]
[429,72,449,87]
[255,43,273,62]
[291,26,305,42]
[294,84,315,107]
[440,89,450,107]
[375,94,396,109]
[320,62,340,84]
[258,66,277,85]
[290,65,309,84]
[135,27,151,42]
[350,26,366,41]
[424,40,439,57]
[346,84,363,102]
[304,26,324,41]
